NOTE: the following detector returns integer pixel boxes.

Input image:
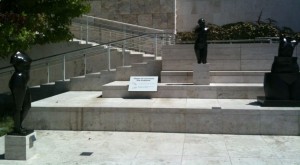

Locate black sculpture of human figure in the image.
[9,51,33,135]
[271,34,299,73]
[278,33,299,57]
[194,18,208,64]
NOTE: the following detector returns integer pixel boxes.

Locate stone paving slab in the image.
[1,131,300,164]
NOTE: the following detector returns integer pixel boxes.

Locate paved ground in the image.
[1,130,300,165]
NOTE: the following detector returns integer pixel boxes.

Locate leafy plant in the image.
[176,20,299,41]
[0,0,90,59]
[0,117,13,137]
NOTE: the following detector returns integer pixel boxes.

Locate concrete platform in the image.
[161,71,266,83]
[102,81,264,99]
[1,130,300,164]
[23,91,300,135]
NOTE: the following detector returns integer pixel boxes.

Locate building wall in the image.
[176,0,300,32]
[88,0,175,31]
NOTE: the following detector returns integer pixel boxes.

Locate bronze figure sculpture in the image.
[9,51,33,135]
[194,18,208,64]
[263,34,300,101]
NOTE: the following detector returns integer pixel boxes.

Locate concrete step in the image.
[124,53,144,65]
[102,81,264,99]
[161,71,267,83]
[142,54,155,62]
[30,80,70,101]
[115,66,132,81]
[23,91,300,135]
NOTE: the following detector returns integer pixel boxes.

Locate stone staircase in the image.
[22,43,300,136]
[29,46,161,101]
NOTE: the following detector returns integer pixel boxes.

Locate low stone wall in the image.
[162,44,300,71]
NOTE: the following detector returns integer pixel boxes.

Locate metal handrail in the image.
[176,38,280,44]
[71,15,166,45]
[0,34,146,73]
[74,15,164,33]
[0,33,175,77]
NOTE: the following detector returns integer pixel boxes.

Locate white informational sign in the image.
[128,76,158,91]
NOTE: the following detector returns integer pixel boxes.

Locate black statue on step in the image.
[263,34,300,101]
[9,51,33,135]
[278,34,299,57]
[194,18,208,64]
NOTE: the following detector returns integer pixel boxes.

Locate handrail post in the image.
[86,16,89,44]
[108,44,111,71]
[84,54,87,75]
[47,62,50,83]
[138,36,141,52]
[63,55,66,81]
[122,42,125,66]
[155,34,158,58]
[80,23,83,43]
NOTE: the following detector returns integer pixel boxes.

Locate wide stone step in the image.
[23,91,300,135]
[102,81,264,99]
[161,71,267,83]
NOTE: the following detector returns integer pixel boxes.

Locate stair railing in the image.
[71,15,165,45]
[0,33,175,93]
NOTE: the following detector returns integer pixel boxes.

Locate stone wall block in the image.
[138,14,153,27]
[160,0,174,13]
[144,0,161,14]
[130,0,145,14]
[122,14,138,24]
[117,0,131,14]
[101,0,117,14]
[89,1,102,16]
[153,13,168,29]
[167,13,175,29]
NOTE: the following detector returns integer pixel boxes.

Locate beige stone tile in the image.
[281,159,300,165]
[186,99,220,109]
[136,133,184,157]
[133,155,182,165]
[262,136,300,159]
[183,134,228,157]
[182,156,231,165]
[136,142,183,158]
[231,158,282,165]
[118,98,155,108]
[145,132,185,143]
[225,135,278,158]
[152,98,187,108]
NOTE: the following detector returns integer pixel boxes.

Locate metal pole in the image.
[122,43,125,66]
[84,54,87,75]
[86,16,89,44]
[63,55,66,81]
[47,62,50,83]
[138,36,141,52]
[80,24,83,42]
[108,44,111,71]
[155,34,158,58]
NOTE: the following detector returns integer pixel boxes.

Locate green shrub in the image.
[0,116,13,137]
[176,21,300,41]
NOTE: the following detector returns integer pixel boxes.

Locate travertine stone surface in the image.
[87,0,175,31]
[22,91,300,135]
[193,64,210,85]
[176,0,300,32]
[5,132,37,160]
